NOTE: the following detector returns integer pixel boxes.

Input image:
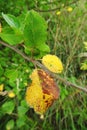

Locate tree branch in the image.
[0,40,87,93]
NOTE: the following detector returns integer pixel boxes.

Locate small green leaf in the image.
[16,116,26,128]
[36,43,50,52]
[4,69,18,81]
[80,62,87,70]
[21,100,29,107]
[6,120,14,130]
[18,106,28,117]
[2,101,15,114]
[60,86,68,101]
[2,13,20,30]
[24,10,47,48]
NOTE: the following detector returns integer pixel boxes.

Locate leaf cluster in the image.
[0,10,50,58]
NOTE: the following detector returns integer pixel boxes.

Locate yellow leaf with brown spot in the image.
[26,69,59,115]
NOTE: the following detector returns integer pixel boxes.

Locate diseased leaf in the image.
[26,69,59,115]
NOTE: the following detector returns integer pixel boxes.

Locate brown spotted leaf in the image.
[26,69,59,115]
[38,69,59,99]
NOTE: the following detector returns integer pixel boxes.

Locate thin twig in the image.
[39,0,61,5]
[0,40,87,93]
[34,0,79,12]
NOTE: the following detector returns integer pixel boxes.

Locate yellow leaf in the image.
[42,54,63,73]
[30,69,40,85]
[26,69,59,115]
[56,11,61,15]
[0,84,4,91]
[26,83,54,114]
[8,91,15,98]
[67,7,73,12]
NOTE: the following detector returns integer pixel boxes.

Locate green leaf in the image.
[36,43,50,52]
[60,86,68,101]
[4,69,18,81]
[16,116,26,128]
[18,106,28,117]
[80,62,87,70]
[2,13,20,30]
[0,65,4,76]
[21,100,29,107]
[18,13,26,32]
[24,10,47,48]
[2,101,15,114]
[0,33,23,45]
[6,120,14,130]
[0,25,23,45]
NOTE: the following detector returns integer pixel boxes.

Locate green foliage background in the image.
[0,0,87,130]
